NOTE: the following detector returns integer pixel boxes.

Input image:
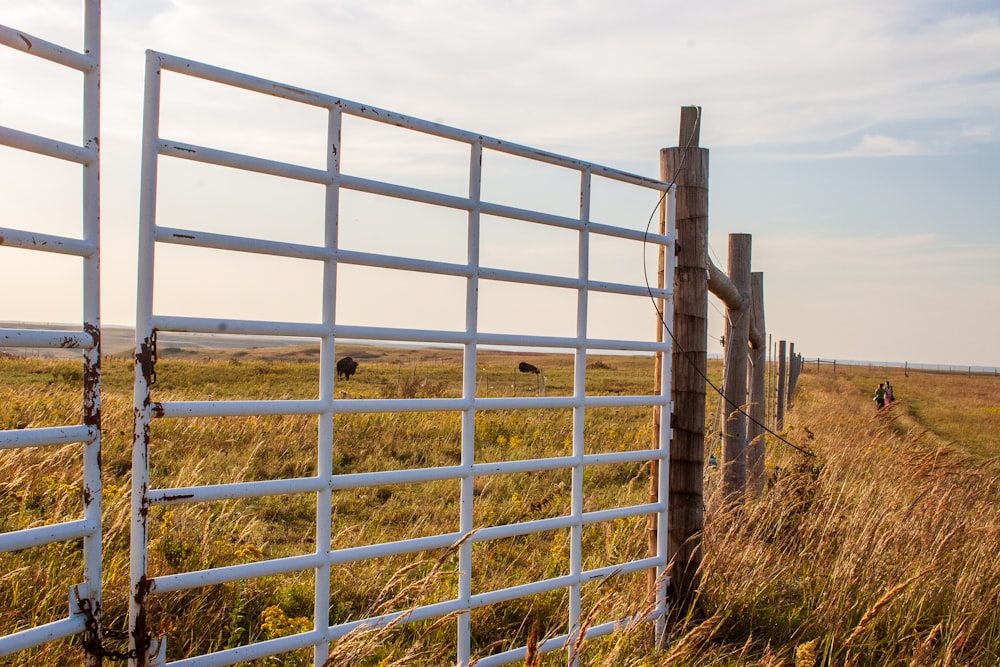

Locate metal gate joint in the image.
[75,591,137,663]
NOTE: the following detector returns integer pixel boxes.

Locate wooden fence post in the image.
[662,106,708,610]
[721,234,751,500]
[787,342,796,409]
[768,335,774,428]
[747,272,766,496]
[776,340,786,430]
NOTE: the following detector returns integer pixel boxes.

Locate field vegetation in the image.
[0,348,997,665]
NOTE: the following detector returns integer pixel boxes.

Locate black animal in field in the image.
[337,356,358,380]
[518,362,540,374]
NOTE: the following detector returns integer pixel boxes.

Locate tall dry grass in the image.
[0,353,657,665]
[688,368,1000,665]
[1,355,997,665]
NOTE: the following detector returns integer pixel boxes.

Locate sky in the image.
[1,0,998,368]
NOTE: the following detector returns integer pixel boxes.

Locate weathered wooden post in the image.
[721,234,751,499]
[776,340,786,429]
[662,106,708,610]
[747,272,766,496]
[768,335,774,428]
[786,342,796,409]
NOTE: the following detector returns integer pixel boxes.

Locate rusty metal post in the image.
[130,50,163,667]
[81,2,104,663]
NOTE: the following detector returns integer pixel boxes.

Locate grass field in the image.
[0,349,998,665]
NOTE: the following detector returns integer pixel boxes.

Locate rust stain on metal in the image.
[158,492,195,503]
[19,33,32,50]
[132,575,153,667]
[137,336,154,378]
[271,83,303,96]
[137,333,157,388]
[60,336,81,348]
[0,235,5,245]
[151,402,165,418]
[83,323,101,428]
[84,322,100,347]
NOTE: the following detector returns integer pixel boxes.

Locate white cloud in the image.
[961,123,994,140]
[826,134,925,158]
[758,233,999,269]
[82,0,1000,155]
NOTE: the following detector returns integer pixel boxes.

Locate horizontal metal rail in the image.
[152,392,669,419]
[165,634,324,667]
[155,226,333,261]
[148,499,666,597]
[0,616,88,659]
[154,138,674,248]
[0,328,98,349]
[155,559,666,667]
[0,125,96,165]
[147,448,666,505]
[0,519,98,554]
[149,315,671,351]
[0,425,97,450]
[0,24,96,71]
[151,553,326,595]
[147,477,329,505]
[153,601,666,667]
[149,51,671,192]
[0,227,97,257]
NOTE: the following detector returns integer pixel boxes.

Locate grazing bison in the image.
[518,362,540,374]
[337,356,359,380]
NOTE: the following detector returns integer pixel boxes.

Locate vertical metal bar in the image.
[81,1,103,664]
[131,49,163,667]
[457,138,483,666]
[654,187,676,644]
[567,167,591,667]
[313,103,342,667]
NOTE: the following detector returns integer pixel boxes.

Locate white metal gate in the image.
[132,50,676,667]
[130,52,674,665]
[0,2,103,663]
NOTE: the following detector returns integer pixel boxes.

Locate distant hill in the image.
[0,322,319,359]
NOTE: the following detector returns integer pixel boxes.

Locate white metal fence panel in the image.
[0,2,103,664]
[133,50,675,667]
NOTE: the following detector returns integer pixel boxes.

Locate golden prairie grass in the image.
[0,351,657,665]
[0,353,998,665]
[690,366,1000,666]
